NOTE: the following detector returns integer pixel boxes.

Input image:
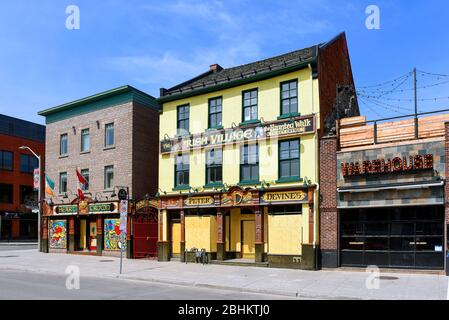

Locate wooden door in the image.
[241,220,255,259]
[171,223,181,257]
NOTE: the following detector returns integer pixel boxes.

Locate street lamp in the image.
[19,146,41,252]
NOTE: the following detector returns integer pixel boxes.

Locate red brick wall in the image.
[317,32,356,137]
[319,136,338,251]
[0,133,45,213]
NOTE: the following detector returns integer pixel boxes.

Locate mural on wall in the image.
[104,219,126,250]
[49,220,67,249]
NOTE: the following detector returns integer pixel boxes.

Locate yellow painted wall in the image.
[185,215,217,252]
[159,68,320,194]
[268,212,303,255]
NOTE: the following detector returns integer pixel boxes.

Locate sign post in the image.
[119,199,128,275]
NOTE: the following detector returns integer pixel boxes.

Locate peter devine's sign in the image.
[161,115,315,154]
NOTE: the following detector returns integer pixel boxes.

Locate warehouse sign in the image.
[341,154,434,177]
[261,190,308,204]
[160,115,315,154]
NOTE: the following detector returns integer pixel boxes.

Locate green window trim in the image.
[275,176,303,184]
[208,96,223,129]
[203,182,225,189]
[206,125,224,131]
[242,88,258,123]
[172,185,191,191]
[238,180,261,186]
[278,138,300,180]
[277,112,301,120]
[280,79,298,116]
[239,119,261,126]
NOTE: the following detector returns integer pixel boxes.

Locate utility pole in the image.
[414,67,418,139]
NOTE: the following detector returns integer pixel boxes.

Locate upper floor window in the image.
[104,165,114,190]
[60,133,68,156]
[20,154,38,174]
[81,169,89,191]
[242,89,258,122]
[59,172,67,193]
[105,123,114,147]
[240,144,259,182]
[206,148,223,185]
[81,128,90,153]
[0,150,13,171]
[0,184,13,204]
[20,185,37,205]
[280,80,298,116]
[208,97,222,128]
[175,154,189,187]
[279,139,300,179]
[177,104,190,134]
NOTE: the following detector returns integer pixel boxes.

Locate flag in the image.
[45,175,55,197]
[76,169,86,200]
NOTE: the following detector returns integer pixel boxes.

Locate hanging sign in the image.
[33,168,40,190]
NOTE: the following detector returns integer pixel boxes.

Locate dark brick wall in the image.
[445,123,449,227]
[132,102,160,199]
[317,33,357,137]
[319,136,338,267]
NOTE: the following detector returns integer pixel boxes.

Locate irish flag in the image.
[76,169,87,200]
[45,175,55,197]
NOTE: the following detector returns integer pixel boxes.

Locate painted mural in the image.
[49,220,67,249]
[104,219,126,250]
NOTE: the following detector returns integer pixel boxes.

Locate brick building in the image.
[320,112,449,272]
[38,85,160,256]
[0,114,45,240]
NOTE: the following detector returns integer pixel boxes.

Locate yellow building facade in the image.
[156,33,357,269]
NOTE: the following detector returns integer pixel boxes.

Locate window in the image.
[208,97,222,128]
[177,104,190,134]
[81,169,89,191]
[240,144,259,182]
[59,172,67,193]
[104,166,114,190]
[175,154,189,187]
[279,139,300,179]
[20,154,38,174]
[206,148,223,184]
[60,134,68,156]
[105,123,114,147]
[81,129,90,152]
[20,185,37,205]
[242,89,258,122]
[0,184,13,203]
[280,80,298,115]
[0,151,13,171]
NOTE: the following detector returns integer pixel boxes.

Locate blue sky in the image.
[0,0,448,124]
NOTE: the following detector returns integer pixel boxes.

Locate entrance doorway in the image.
[340,206,444,269]
[171,222,181,258]
[77,216,97,252]
[241,220,255,259]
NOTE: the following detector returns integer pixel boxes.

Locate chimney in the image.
[209,64,223,72]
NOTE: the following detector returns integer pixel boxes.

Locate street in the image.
[0,269,291,300]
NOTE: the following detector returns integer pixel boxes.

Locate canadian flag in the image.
[76,169,86,200]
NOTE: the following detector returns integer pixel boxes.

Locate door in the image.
[171,223,181,257]
[133,209,158,258]
[89,221,97,251]
[79,219,87,250]
[241,220,255,259]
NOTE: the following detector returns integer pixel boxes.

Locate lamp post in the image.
[19,146,41,252]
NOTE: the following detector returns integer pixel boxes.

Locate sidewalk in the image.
[0,249,447,300]
[0,241,37,246]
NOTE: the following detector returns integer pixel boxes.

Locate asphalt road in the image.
[0,270,293,300]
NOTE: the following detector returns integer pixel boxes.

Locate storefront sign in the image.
[221,190,253,207]
[160,115,315,154]
[184,196,214,207]
[341,154,434,177]
[89,202,118,214]
[136,199,158,211]
[261,190,308,204]
[53,205,78,215]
